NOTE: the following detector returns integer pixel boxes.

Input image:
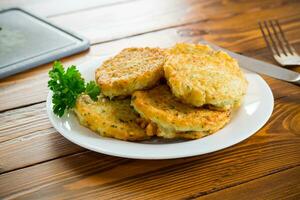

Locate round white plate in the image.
[47,58,274,159]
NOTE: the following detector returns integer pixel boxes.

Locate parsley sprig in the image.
[48,61,100,117]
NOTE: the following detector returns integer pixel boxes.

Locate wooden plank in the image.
[195,166,300,200]
[48,0,207,44]
[0,118,299,199]
[1,14,300,112]
[0,53,92,112]
[0,92,299,175]
[48,0,300,44]
[0,129,83,174]
[0,103,49,143]
[0,0,134,17]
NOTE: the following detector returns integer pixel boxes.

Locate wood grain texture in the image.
[0,52,92,112]
[0,126,299,199]
[49,0,300,44]
[1,0,300,199]
[0,103,49,143]
[0,129,84,173]
[196,166,300,200]
[0,0,134,17]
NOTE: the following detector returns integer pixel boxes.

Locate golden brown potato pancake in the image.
[95,47,165,98]
[164,43,248,110]
[131,85,231,135]
[74,94,149,141]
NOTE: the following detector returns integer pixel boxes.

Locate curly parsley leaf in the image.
[85,81,101,101]
[48,61,100,117]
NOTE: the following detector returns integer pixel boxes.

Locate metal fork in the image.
[258,20,300,66]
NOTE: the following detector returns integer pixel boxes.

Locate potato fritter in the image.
[131,85,231,134]
[164,43,248,110]
[95,47,165,98]
[166,42,213,56]
[74,94,149,141]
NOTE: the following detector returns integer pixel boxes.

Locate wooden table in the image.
[1,0,300,199]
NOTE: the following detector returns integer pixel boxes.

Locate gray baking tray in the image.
[0,8,90,79]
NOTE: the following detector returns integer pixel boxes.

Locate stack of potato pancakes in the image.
[74,43,248,141]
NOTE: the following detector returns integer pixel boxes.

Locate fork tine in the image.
[274,20,298,55]
[269,20,289,55]
[264,20,285,56]
[258,21,278,56]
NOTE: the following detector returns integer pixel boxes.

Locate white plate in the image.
[47,57,274,159]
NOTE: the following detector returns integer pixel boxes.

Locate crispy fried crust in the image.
[95,47,165,98]
[156,126,211,140]
[166,43,213,55]
[164,43,248,110]
[131,85,231,133]
[74,95,149,141]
